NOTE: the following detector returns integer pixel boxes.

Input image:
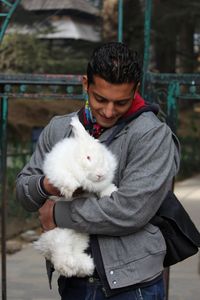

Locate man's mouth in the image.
[99,115,117,121]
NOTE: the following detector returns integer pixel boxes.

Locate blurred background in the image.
[0,1,200,299]
[0,0,200,300]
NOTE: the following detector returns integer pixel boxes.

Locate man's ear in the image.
[132,82,140,98]
[82,75,88,92]
[135,82,140,92]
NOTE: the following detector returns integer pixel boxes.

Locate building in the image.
[9,0,102,42]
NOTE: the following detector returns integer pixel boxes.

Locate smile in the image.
[99,115,118,121]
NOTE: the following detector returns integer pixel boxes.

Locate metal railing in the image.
[0,0,21,43]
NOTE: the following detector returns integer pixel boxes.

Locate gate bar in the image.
[141,0,152,97]
[0,95,8,300]
[118,0,123,42]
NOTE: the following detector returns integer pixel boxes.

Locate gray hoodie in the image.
[16,110,180,290]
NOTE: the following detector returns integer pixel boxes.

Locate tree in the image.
[0,33,51,73]
[102,0,118,41]
[0,33,94,74]
[123,0,144,53]
[102,0,144,55]
[152,0,200,73]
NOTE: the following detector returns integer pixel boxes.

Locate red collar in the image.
[124,92,146,117]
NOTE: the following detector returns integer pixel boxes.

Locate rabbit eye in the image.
[87,156,91,160]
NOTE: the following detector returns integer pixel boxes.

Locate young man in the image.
[16,42,180,300]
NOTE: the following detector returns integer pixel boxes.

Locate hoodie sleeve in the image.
[16,114,73,211]
[16,122,53,211]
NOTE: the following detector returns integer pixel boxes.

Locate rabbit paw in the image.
[100,183,118,197]
[60,187,74,200]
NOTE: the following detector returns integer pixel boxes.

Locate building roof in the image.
[8,16,101,42]
[21,0,100,16]
[40,17,101,41]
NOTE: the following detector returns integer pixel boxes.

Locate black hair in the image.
[87,42,142,86]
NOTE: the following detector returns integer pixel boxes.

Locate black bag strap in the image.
[105,121,127,146]
[105,104,159,146]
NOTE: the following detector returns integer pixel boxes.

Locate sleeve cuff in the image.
[39,175,51,197]
[52,203,57,226]
[54,201,74,228]
[28,175,49,207]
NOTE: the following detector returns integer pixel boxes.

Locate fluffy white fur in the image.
[34,116,118,277]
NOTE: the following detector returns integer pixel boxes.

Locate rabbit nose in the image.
[97,174,103,181]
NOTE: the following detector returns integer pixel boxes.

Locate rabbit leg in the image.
[74,253,95,277]
[52,251,94,277]
[59,178,80,199]
[60,187,74,199]
[51,230,95,277]
[100,183,118,197]
[33,230,57,256]
[52,250,78,277]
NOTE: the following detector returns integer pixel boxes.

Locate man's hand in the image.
[39,199,56,231]
[43,176,61,196]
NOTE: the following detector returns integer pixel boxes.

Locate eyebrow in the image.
[93,91,132,102]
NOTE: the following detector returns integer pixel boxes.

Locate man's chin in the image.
[96,117,118,128]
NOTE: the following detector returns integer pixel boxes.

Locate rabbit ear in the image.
[70,116,90,140]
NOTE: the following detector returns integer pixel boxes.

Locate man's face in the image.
[83,75,138,128]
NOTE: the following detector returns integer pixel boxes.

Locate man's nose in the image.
[104,103,115,118]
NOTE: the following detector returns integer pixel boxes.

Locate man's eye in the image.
[96,97,106,103]
[117,101,129,106]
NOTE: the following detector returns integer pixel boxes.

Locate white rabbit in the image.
[34,116,118,277]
